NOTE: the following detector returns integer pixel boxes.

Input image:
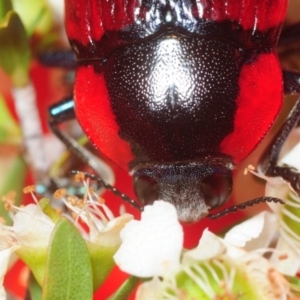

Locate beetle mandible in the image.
[49,0,300,222]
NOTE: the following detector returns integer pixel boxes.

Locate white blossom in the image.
[113,200,291,299]
[114,201,183,277]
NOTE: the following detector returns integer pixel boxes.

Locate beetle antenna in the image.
[207,197,285,220]
[70,170,142,211]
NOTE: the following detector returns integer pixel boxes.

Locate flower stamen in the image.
[244,164,255,175]
[183,263,215,298]
[23,185,35,194]
[74,172,85,182]
[53,188,67,199]
[22,185,39,204]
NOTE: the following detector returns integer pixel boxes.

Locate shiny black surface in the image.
[102,30,242,167]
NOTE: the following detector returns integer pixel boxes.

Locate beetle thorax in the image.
[103,29,241,164]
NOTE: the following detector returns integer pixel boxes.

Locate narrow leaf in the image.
[42,219,93,300]
[0,11,30,86]
[0,95,21,145]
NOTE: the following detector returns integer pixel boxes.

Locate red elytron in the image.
[63,0,289,222]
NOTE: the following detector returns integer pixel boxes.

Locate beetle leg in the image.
[48,97,115,187]
[278,23,300,71]
[48,99,143,209]
[283,70,300,94]
[278,22,300,47]
[39,50,76,69]
[259,70,300,194]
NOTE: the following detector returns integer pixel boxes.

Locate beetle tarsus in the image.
[283,70,300,94]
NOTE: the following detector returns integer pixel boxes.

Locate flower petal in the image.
[114,201,183,277]
[135,277,163,300]
[254,172,289,201]
[248,169,289,214]
[183,229,226,262]
[271,236,300,276]
[241,253,290,299]
[224,211,278,251]
[0,246,18,300]
[92,213,133,247]
[13,204,54,248]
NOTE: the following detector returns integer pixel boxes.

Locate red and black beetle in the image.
[48,0,300,222]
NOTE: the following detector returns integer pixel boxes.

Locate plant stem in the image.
[12,82,48,183]
[109,276,140,300]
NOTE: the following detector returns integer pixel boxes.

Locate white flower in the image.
[135,277,163,300]
[113,201,183,277]
[13,204,55,248]
[243,136,300,277]
[55,175,135,288]
[231,181,300,280]
[224,211,278,251]
[58,176,133,248]
[265,180,300,277]
[0,247,18,300]
[0,194,56,299]
[0,202,55,251]
[270,138,300,277]
[113,200,291,299]
[0,177,134,291]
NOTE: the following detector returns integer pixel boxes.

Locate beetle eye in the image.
[134,175,159,206]
[201,173,232,209]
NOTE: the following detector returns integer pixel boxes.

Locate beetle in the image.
[48,0,300,222]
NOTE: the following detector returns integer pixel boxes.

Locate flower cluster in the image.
[0,174,133,299]
[115,201,299,300]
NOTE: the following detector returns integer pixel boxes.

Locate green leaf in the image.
[0,154,27,224]
[0,0,12,21]
[12,0,53,36]
[0,94,21,145]
[42,219,93,300]
[0,11,30,86]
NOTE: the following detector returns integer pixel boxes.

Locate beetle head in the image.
[133,158,233,222]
